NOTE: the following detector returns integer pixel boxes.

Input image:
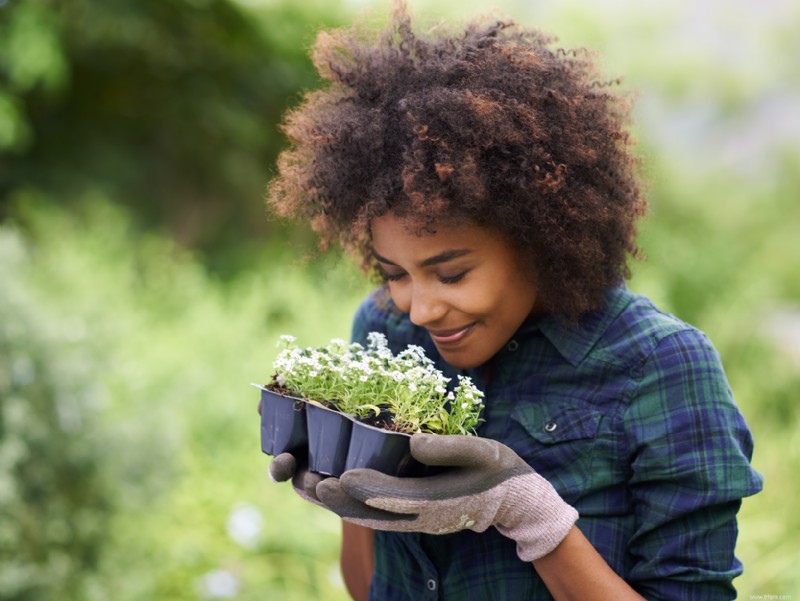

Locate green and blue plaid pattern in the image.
[351,285,763,601]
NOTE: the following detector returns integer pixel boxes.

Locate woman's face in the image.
[371,212,539,369]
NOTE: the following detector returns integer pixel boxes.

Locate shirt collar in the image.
[535,285,634,367]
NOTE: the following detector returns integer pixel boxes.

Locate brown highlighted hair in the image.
[268,2,647,320]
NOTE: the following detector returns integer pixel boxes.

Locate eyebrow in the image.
[372,248,473,268]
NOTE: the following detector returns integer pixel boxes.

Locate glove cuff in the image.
[494,474,579,562]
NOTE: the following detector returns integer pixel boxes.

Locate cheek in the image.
[445,285,504,319]
[463,272,535,322]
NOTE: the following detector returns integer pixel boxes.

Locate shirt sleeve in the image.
[623,328,763,600]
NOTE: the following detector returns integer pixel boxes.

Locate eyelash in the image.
[381,271,467,285]
[439,272,466,284]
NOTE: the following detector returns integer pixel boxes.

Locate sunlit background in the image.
[1,0,798,599]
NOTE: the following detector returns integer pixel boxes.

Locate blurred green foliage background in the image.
[1,0,798,599]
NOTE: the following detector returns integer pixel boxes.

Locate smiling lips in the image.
[428,323,476,345]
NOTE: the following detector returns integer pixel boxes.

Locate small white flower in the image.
[269,334,484,435]
[227,504,263,549]
[367,331,388,350]
[198,569,240,599]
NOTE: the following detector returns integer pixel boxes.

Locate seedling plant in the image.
[270,333,484,435]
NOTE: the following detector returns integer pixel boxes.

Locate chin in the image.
[438,350,483,371]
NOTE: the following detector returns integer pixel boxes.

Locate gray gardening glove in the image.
[269,452,326,507]
[316,433,579,561]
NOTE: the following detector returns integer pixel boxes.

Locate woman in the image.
[265,3,762,599]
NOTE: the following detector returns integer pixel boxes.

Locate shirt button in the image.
[544,420,558,433]
[426,578,437,591]
[507,339,519,351]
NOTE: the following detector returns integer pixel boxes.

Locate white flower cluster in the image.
[270,332,484,435]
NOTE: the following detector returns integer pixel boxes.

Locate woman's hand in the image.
[316,433,578,561]
[268,452,327,507]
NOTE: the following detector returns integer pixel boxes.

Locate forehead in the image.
[372,212,473,242]
[370,212,508,261]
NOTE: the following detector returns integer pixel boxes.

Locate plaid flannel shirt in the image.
[350,284,763,601]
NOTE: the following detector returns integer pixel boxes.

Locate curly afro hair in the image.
[268,2,647,321]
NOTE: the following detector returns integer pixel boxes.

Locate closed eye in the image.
[380,270,407,282]
[379,268,467,284]
[438,272,467,284]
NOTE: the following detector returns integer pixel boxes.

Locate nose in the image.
[407,282,446,327]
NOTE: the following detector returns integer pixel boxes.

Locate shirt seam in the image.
[620,326,698,476]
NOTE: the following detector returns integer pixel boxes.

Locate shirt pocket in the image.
[507,403,603,503]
